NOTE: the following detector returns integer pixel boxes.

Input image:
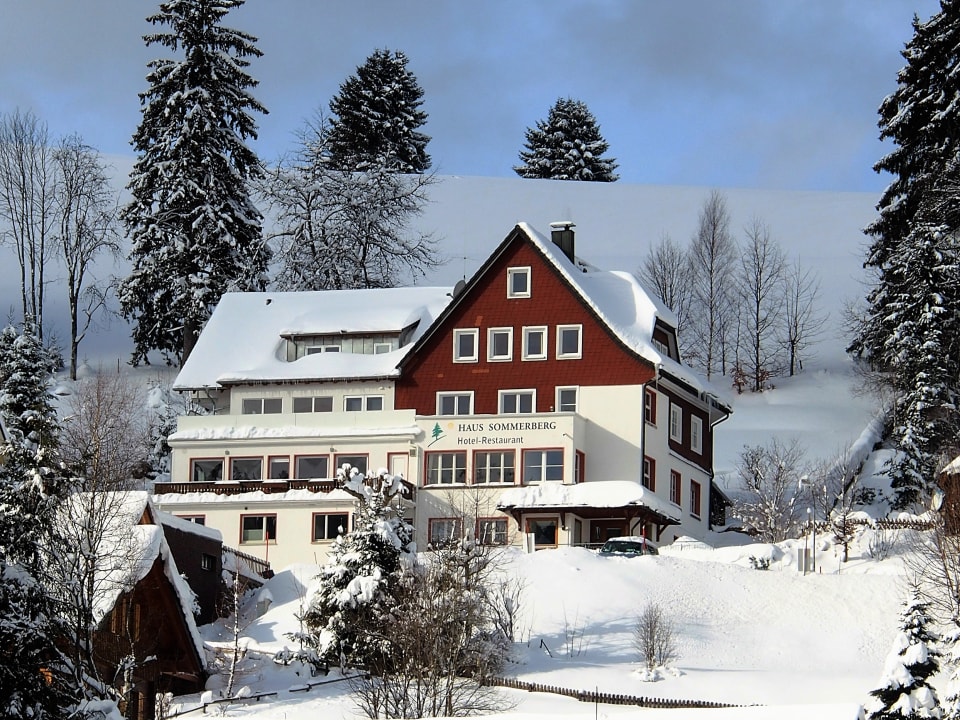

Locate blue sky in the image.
[0,0,942,192]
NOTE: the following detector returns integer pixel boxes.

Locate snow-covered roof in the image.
[157,507,223,542]
[497,480,681,524]
[174,287,453,390]
[62,491,207,669]
[516,223,730,409]
[169,423,421,443]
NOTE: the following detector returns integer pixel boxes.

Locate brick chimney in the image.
[550,221,576,263]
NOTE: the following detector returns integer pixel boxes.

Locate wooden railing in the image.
[154,477,416,501]
[223,544,273,579]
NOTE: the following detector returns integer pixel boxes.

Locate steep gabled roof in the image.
[174,287,453,390]
[400,222,730,411]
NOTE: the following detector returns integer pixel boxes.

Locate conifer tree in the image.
[866,587,942,720]
[514,97,618,182]
[326,48,431,173]
[0,322,78,717]
[120,0,270,366]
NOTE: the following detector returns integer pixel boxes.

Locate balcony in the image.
[153,476,416,501]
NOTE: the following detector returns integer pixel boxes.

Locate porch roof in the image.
[496,480,681,525]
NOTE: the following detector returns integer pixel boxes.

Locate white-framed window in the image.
[453,328,479,363]
[344,396,363,412]
[240,514,276,544]
[293,395,334,413]
[670,403,683,442]
[477,517,509,545]
[506,266,531,298]
[295,455,329,480]
[556,324,582,359]
[429,518,462,546]
[487,327,513,361]
[670,470,682,506]
[691,415,703,454]
[499,389,535,414]
[426,451,467,484]
[373,342,392,354]
[644,387,657,425]
[230,457,262,481]
[522,449,563,482]
[474,450,516,484]
[366,396,384,412]
[176,515,206,525]
[312,512,349,541]
[522,326,547,360]
[268,456,290,480]
[437,392,473,416]
[555,386,578,412]
[307,345,341,354]
[241,397,282,414]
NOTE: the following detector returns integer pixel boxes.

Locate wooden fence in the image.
[486,676,744,709]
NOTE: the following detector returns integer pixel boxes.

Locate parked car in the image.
[598,536,659,556]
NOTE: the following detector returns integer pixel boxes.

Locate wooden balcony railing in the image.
[153,476,416,501]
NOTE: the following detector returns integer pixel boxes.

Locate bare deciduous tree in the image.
[736,218,785,392]
[636,232,692,352]
[687,190,737,379]
[53,135,120,380]
[634,601,678,671]
[781,257,825,376]
[733,438,807,542]
[0,109,57,338]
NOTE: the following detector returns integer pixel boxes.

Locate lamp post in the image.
[811,507,817,573]
[804,508,810,575]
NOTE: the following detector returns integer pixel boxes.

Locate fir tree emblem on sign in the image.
[429,422,444,446]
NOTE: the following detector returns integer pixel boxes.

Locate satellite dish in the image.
[452,279,466,298]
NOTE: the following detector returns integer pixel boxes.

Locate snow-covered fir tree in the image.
[300,466,415,669]
[942,628,960,719]
[120,0,270,366]
[0,323,79,717]
[326,48,431,173]
[514,97,618,182]
[866,587,942,720]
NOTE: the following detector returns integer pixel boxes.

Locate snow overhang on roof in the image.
[173,287,453,391]
[497,480,682,525]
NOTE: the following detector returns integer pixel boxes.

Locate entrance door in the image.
[591,521,627,545]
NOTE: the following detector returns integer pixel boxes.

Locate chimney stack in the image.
[549,221,576,263]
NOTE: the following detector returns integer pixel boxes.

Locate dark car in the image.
[598,536,659,556]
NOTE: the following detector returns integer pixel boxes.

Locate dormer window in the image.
[507,267,531,298]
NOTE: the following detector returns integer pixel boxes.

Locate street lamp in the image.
[804,507,811,575]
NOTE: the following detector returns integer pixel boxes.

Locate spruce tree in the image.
[867,587,942,719]
[120,0,270,366]
[514,97,619,182]
[0,323,78,717]
[326,48,431,173]
[853,1,960,365]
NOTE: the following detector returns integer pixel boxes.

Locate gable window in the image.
[690,480,702,518]
[555,386,578,412]
[425,451,467,484]
[192,459,223,483]
[669,403,683,442]
[522,449,563,482]
[644,388,657,425]
[453,328,479,363]
[522,326,547,360]
[643,456,656,491]
[231,457,262,481]
[293,395,333,413]
[556,324,582,359]
[474,450,515,484]
[335,454,368,475]
[500,389,535,414]
[313,512,349,541]
[241,514,276,544]
[691,415,703,454]
[437,392,473,416]
[242,397,282,414]
[670,470,682,506]
[507,266,531,298]
[477,517,509,545]
[296,455,329,480]
[429,518,462,547]
[487,327,513,361]
[268,456,290,480]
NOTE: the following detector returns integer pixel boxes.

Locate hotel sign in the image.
[422,418,565,449]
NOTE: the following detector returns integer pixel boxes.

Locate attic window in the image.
[507,267,531,298]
